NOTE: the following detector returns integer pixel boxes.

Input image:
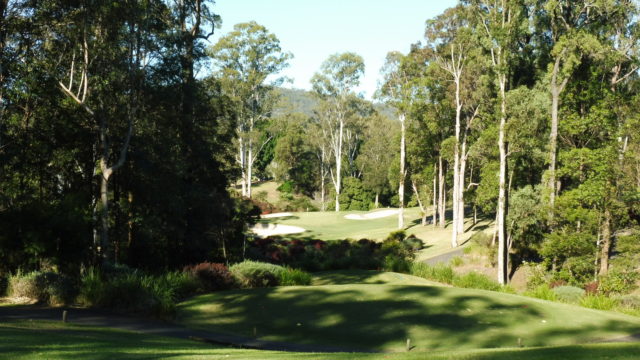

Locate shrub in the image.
[598,270,639,295]
[580,294,617,311]
[7,271,75,305]
[410,263,455,284]
[183,262,235,292]
[524,284,557,301]
[615,295,640,316]
[278,268,312,286]
[385,230,407,242]
[402,235,424,250]
[524,262,548,290]
[452,272,502,291]
[584,281,599,295]
[230,261,285,288]
[552,285,585,303]
[450,256,464,267]
[78,268,196,317]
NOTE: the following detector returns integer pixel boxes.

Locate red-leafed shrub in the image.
[183,262,235,291]
[584,281,599,295]
[549,279,567,288]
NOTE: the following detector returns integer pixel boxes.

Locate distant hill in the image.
[274,87,396,120]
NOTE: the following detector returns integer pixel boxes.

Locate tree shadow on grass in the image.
[178,285,640,353]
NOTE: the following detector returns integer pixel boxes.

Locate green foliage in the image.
[78,268,197,317]
[552,286,586,303]
[277,268,312,286]
[229,261,286,288]
[410,262,456,284]
[339,177,373,211]
[524,262,549,290]
[277,181,295,194]
[450,256,464,267]
[598,270,639,295]
[7,271,75,306]
[580,294,618,311]
[524,285,558,301]
[452,272,502,292]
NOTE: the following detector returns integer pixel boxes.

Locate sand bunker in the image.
[261,212,294,219]
[251,223,305,237]
[344,209,400,220]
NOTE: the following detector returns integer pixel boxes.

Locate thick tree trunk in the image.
[497,77,509,285]
[398,114,406,229]
[375,192,379,209]
[598,208,612,276]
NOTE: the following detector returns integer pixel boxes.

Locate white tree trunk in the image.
[247,139,253,198]
[438,156,446,228]
[433,162,438,228]
[398,113,406,229]
[458,140,468,235]
[497,76,508,285]
[334,117,344,212]
[239,137,247,197]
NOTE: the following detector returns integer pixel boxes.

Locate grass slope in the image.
[2,319,640,359]
[178,283,640,353]
[260,207,492,259]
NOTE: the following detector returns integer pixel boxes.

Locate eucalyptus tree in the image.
[426,5,486,247]
[377,51,413,228]
[357,113,396,209]
[469,0,526,284]
[210,21,292,198]
[311,52,365,211]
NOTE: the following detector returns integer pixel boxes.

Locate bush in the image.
[524,284,557,301]
[183,262,235,292]
[385,230,406,242]
[615,295,640,316]
[410,263,455,284]
[402,235,424,251]
[230,261,285,288]
[552,285,585,303]
[278,268,312,286]
[580,294,617,311]
[598,270,639,295]
[452,272,502,291]
[7,271,75,305]
[78,268,197,317]
[524,262,548,290]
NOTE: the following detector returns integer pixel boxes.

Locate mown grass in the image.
[177,282,640,353]
[262,207,493,261]
[2,319,640,360]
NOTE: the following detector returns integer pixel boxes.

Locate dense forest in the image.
[1,0,639,294]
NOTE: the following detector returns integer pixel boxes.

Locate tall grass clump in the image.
[410,262,455,284]
[78,267,197,317]
[580,294,618,311]
[524,284,558,301]
[7,270,75,305]
[278,268,312,286]
[452,272,502,291]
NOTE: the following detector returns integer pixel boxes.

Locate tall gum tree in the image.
[471,0,525,284]
[210,21,292,198]
[377,51,413,229]
[311,52,365,212]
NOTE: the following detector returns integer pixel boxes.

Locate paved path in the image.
[423,248,464,266]
[0,305,376,353]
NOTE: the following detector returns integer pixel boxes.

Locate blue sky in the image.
[210,0,457,99]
